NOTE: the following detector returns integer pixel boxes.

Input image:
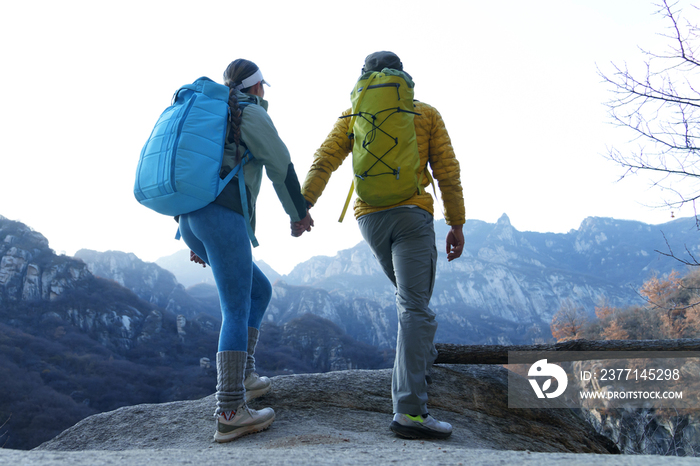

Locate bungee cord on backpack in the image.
[342,106,420,180]
[336,69,423,216]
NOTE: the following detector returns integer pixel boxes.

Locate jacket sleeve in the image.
[301,109,354,206]
[425,106,465,225]
[240,105,307,222]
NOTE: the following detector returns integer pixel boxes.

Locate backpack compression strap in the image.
[338,179,354,222]
[173,151,258,246]
[338,168,437,222]
[338,73,379,222]
[236,150,258,247]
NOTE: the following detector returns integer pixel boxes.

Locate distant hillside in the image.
[272,214,700,347]
[74,249,220,320]
[0,216,388,450]
[151,214,700,349]
[0,218,219,449]
[154,249,281,289]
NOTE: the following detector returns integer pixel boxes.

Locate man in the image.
[296,51,465,439]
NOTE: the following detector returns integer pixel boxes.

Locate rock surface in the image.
[36,365,615,454]
[3,366,699,465]
[3,447,700,466]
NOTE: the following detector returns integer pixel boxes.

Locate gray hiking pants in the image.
[358,207,438,415]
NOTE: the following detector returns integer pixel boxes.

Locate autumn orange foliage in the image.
[550,269,700,341]
[550,300,588,341]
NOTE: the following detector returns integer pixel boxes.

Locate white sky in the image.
[2,0,697,275]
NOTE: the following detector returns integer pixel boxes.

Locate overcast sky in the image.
[2,0,697,275]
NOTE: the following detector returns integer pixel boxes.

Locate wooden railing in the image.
[434,339,700,364]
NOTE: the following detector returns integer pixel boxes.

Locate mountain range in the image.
[5,212,696,353]
[152,213,700,347]
[1,212,698,449]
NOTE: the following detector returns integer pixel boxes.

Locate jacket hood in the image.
[235,90,269,112]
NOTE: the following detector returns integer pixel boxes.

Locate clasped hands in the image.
[291,210,314,237]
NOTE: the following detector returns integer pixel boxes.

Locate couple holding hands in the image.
[179,52,465,443]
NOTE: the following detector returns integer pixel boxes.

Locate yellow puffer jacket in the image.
[301,101,465,225]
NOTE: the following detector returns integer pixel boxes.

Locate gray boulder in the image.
[5,366,700,464]
[35,365,613,453]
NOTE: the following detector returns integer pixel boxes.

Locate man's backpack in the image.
[134,77,258,245]
[338,70,423,221]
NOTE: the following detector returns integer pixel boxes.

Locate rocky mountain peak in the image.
[0,216,50,252]
[496,213,511,226]
[1,218,89,303]
[486,213,518,247]
[76,249,177,303]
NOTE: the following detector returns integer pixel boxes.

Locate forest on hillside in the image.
[0,281,390,451]
[549,267,700,456]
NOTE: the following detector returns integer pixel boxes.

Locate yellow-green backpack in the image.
[338,70,424,221]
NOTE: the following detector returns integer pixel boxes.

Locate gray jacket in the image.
[215,91,307,229]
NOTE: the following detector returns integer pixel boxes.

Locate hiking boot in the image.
[390,413,452,439]
[214,404,275,443]
[244,372,271,400]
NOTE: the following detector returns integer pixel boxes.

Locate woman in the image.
[178,59,313,443]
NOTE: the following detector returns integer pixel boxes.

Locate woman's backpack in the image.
[134,77,258,245]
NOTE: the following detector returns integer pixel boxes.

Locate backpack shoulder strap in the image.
[236,150,258,247]
[337,73,379,222]
[175,99,259,245]
[175,150,258,245]
[342,72,379,137]
[223,101,258,246]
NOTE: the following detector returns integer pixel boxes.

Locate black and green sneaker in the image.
[390,413,452,439]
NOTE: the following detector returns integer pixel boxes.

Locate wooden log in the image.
[434,339,700,365]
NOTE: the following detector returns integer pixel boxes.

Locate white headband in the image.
[233,69,269,91]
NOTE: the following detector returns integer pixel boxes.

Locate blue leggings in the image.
[178,203,271,352]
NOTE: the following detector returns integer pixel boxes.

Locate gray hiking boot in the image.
[390,413,452,439]
[214,403,275,443]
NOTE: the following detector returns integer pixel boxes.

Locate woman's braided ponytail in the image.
[227,88,243,164]
[223,59,261,164]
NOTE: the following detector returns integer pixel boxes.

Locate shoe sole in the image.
[390,421,452,440]
[245,383,271,401]
[214,415,275,443]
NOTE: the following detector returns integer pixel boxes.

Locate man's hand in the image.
[446,224,464,261]
[291,211,314,237]
[190,250,206,268]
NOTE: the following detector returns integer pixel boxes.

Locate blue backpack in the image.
[134,77,258,246]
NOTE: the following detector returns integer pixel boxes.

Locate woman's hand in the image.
[291,211,314,237]
[190,250,207,267]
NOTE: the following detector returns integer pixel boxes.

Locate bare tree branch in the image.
[654,230,700,266]
[601,1,700,215]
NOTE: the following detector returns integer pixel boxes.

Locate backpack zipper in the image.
[357,82,401,100]
[168,93,197,193]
